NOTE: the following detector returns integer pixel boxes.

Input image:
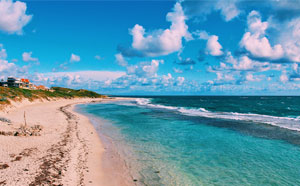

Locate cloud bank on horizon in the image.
[0,0,300,95]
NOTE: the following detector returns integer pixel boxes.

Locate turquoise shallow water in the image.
[77,96,300,185]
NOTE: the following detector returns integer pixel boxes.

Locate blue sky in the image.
[0,0,300,95]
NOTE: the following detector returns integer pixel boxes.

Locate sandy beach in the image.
[0,97,134,186]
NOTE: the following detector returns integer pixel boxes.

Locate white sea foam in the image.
[136,98,151,105]
[133,98,300,132]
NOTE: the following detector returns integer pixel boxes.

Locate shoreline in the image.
[0,97,135,185]
[73,103,136,186]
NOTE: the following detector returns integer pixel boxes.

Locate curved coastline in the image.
[76,97,300,185]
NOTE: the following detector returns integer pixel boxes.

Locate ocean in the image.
[76,96,300,185]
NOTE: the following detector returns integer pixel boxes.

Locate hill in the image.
[0,86,106,105]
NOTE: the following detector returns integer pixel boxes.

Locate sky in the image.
[0,0,300,95]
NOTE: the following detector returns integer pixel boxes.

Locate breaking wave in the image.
[133,98,300,132]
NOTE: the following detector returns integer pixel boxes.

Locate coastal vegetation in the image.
[0,86,106,105]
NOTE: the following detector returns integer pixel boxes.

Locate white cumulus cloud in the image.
[181,0,240,22]
[32,70,126,90]
[115,53,128,67]
[0,0,32,34]
[176,76,185,86]
[129,3,191,57]
[240,11,284,60]
[22,51,38,62]
[127,59,163,78]
[195,30,223,56]
[0,44,7,59]
[279,18,300,63]
[280,71,288,83]
[173,67,183,73]
[245,73,261,82]
[215,0,240,22]
[206,35,223,56]
[70,53,80,62]
[0,59,16,72]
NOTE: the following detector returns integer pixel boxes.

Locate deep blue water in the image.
[77,96,300,185]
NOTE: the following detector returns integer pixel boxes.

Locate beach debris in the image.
[133,179,138,182]
[20,148,37,157]
[0,180,6,185]
[11,148,37,162]
[0,131,13,136]
[18,124,43,136]
[0,124,43,137]
[0,117,11,124]
[17,124,43,136]
[12,156,22,162]
[29,105,75,186]
[9,154,15,158]
[0,164,9,170]
[0,111,42,137]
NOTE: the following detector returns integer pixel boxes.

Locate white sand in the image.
[0,98,135,186]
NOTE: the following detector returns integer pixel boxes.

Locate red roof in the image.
[21,79,30,83]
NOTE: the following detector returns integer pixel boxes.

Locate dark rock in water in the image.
[154,171,160,173]
[133,179,138,182]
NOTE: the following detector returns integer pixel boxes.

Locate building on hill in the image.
[0,77,47,90]
[20,79,34,89]
[7,77,23,88]
[34,85,50,91]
